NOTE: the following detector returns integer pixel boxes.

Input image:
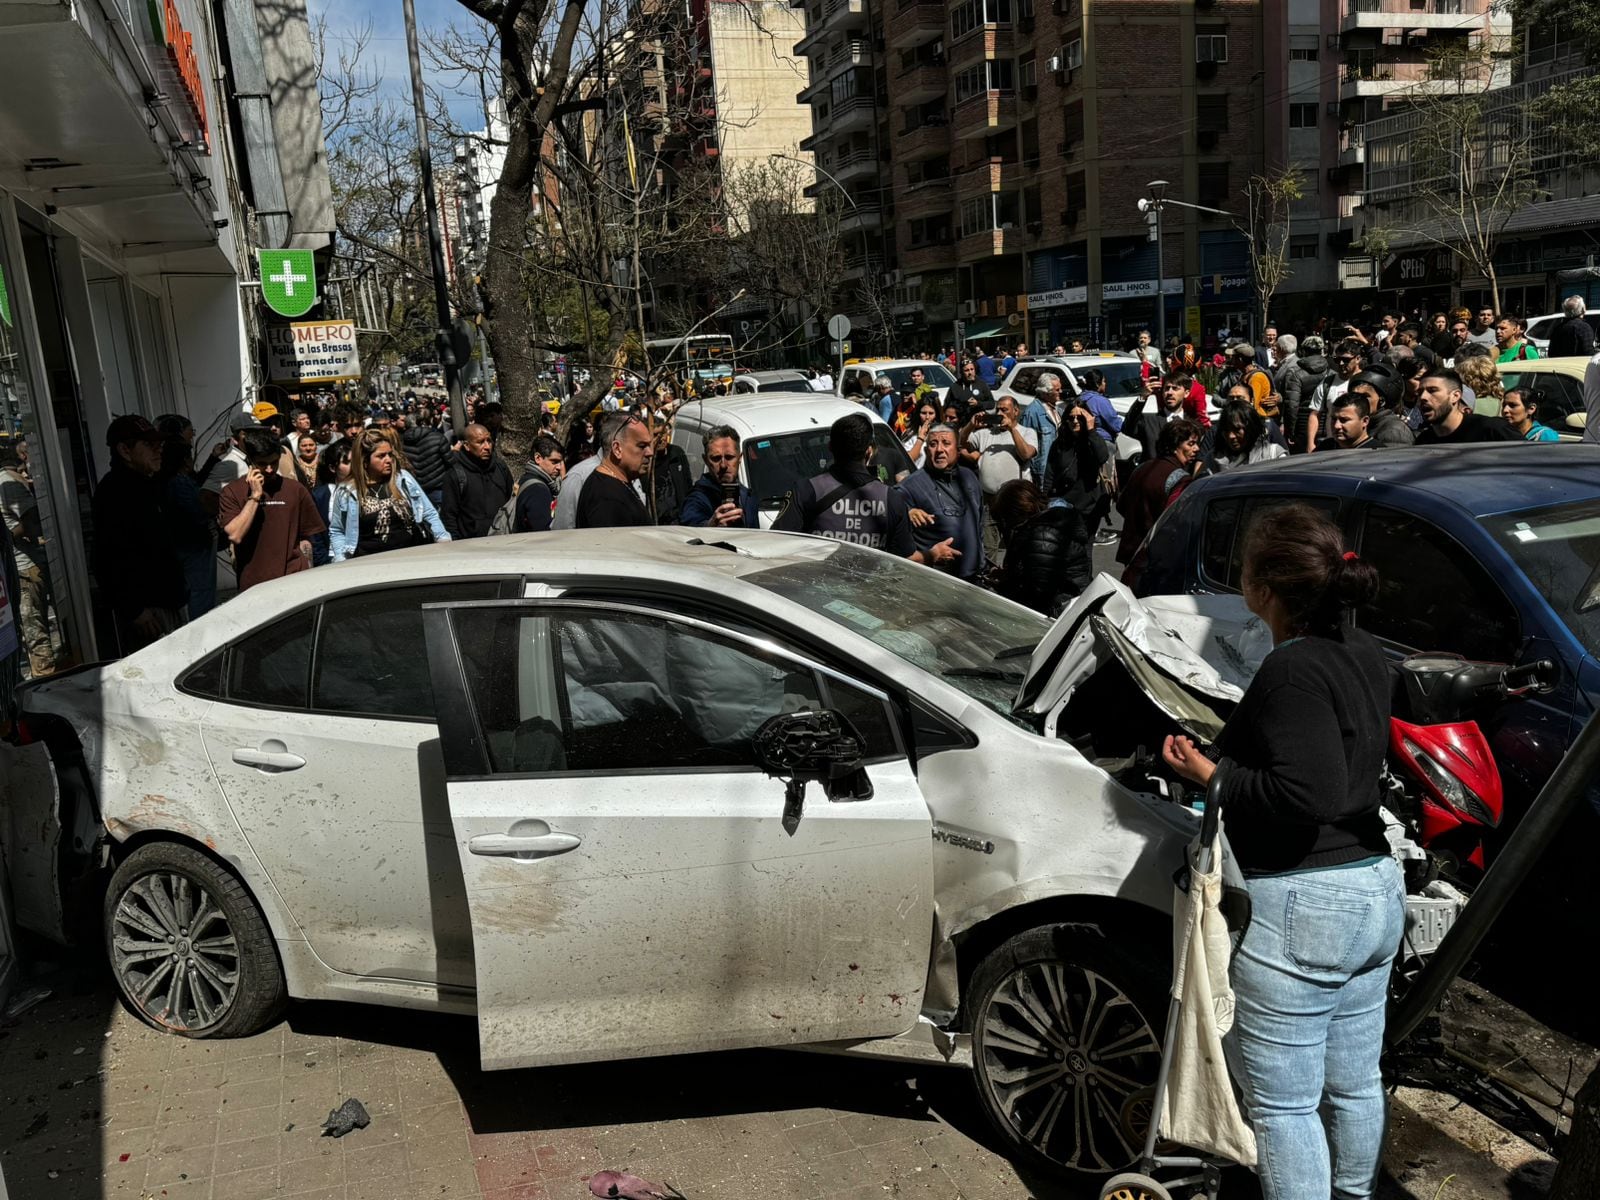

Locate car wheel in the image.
[104,841,286,1038]
[968,924,1166,1179]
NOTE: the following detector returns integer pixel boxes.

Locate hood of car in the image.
[1012,576,1272,741]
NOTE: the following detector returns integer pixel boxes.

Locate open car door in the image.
[421,597,935,1070]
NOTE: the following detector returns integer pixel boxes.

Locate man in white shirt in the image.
[811,369,834,393]
[202,413,260,504]
[960,395,1038,560]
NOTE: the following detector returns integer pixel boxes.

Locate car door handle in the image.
[231,746,306,772]
[467,831,582,858]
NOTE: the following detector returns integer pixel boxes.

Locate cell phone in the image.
[721,482,740,505]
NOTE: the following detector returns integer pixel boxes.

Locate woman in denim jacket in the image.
[329,428,450,561]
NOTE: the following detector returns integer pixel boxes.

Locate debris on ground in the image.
[588,1169,687,1199]
[3,985,52,1020]
[319,1097,370,1138]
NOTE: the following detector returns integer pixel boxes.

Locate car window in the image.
[1010,367,1042,395]
[450,607,825,774]
[879,363,956,391]
[1355,505,1520,661]
[1500,371,1580,423]
[743,426,914,505]
[1098,363,1147,398]
[1198,494,1340,592]
[227,607,315,708]
[312,582,504,720]
[1527,318,1557,341]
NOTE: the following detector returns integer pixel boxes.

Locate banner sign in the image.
[1026,286,1089,310]
[266,321,362,385]
[1101,279,1184,300]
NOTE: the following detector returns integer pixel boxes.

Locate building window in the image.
[1061,100,1084,149]
[1290,47,1318,61]
[1289,103,1318,128]
[1289,234,1319,260]
[959,197,991,237]
[1062,38,1083,69]
[951,0,1012,40]
[1019,54,1037,88]
[1197,94,1229,133]
[1197,161,1230,208]
[1065,172,1086,216]
[954,59,1014,102]
[1196,34,1228,63]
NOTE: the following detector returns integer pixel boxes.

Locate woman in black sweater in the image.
[1161,503,1404,1200]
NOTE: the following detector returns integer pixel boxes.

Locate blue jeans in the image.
[1224,856,1405,1200]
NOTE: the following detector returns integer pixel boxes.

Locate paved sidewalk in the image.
[0,964,1556,1200]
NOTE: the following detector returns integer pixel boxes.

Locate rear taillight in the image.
[13,716,40,746]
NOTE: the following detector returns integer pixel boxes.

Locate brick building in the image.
[795,0,1266,350]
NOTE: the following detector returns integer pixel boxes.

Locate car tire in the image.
[104,841,286,1039]
[968,923,1168,1180]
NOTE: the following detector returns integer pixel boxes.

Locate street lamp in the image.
[768,152,860,211]
[1138,180,1170,354]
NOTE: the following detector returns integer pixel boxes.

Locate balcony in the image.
[815,95,877,135]
[1339,0,1502,35]
[955,157,1004,200]
[842,252,885,281]
[952,91,1018,140]
[839,202,886,234]
[957,227,1017,260]
[1338,131,1365,167]
[888,0,945,50]
[900,177,955,218]
[898,118,950,160]
[1337,67,1468,100]
[894,59,947,104]
[831,147,880,184]
[948,25,1015,70]
[901,238,956,272]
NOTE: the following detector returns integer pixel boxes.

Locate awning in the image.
[958,318,1008,340]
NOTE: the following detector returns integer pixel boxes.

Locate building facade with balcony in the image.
[1263,0,1510,314]
[794,0,1265,351]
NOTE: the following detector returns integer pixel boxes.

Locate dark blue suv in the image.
[1137,445,1600,1024]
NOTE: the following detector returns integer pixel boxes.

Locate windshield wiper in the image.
[992,643,1040,661]
[943,666,1026,681]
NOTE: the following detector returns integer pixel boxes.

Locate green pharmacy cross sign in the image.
[259,249,317,318]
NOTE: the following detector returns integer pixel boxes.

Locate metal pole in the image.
[402,0,468,440]
[1154,201,1166,355]
[1387,707,1600,1049]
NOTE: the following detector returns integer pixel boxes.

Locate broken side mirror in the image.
[752,709,871,836]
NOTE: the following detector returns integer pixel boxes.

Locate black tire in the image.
[968,923,1168,1180]
[104,841,286,1038]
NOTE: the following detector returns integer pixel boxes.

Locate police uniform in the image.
[773,466,916,556]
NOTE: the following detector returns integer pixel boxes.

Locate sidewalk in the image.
[0,964,1563,1200]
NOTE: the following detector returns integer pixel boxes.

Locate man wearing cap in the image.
[93,415,188,652]
[202,411,262,508]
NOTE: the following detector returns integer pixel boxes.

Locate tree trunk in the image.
[1486,263,1502,317]
[1550,1061,1600,1199]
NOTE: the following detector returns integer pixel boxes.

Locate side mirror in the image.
[753,709,870,836]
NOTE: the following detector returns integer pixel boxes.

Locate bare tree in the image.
[1356,40,1533,312]
[1239,169,1302,336]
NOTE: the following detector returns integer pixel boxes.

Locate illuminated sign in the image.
[147,0,211,152]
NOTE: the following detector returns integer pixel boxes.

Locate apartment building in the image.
[1264,0,1511,315]
[795,0,1265,350]
[1357,12,1597,317]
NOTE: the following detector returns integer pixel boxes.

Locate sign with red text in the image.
[266,321,362,386]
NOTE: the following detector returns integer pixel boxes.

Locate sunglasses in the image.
[1336,356,1356,364]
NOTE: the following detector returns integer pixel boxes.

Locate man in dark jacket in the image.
[647,417,694,524]
[681,424,759,529]
[1124,375,1194,463]
[513,435,566,532]
[1549,296,1596,359]
[401,414,453,507]
[1284,336,1329,452]
[93,415,188,653]
[440,423,513,539]
[895,424,983,578]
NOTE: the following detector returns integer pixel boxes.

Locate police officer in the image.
[774,414,934,560]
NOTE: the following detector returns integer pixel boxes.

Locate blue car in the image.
[1137,445,1600,1021]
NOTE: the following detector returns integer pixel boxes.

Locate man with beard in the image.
[1414,368,1521,445]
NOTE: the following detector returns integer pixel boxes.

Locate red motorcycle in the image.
[1384,653,1554,883]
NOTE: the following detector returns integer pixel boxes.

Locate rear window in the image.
[877,364,955,391]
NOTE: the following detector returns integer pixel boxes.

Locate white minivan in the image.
[672,394,914,525]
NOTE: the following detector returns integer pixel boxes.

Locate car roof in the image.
[843,358,947,371]
[1029,353,1140,366]
[1207,444,1600,518]
[675,393,883,431]
[1495,357,1592,377]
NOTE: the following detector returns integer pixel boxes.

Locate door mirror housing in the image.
[753,710,871,835]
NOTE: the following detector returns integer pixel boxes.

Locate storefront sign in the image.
[1026,285,1088,310]
[1198,273,1251,300]
[1380,248,1453,290]
[1185,305,1203,339]
[266,321,362,385]
[147,0,211,151]
[1101,279,1184,300]
[259,250,318,318]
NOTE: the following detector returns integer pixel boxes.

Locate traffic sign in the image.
[827,313,851,340]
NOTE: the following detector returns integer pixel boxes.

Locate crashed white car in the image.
[2,531,1264,1178]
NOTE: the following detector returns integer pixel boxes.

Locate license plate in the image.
[1405,893,1459,957]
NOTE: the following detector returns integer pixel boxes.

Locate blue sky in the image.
[308,0,494,130]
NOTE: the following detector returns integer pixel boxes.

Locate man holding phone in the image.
[218,429,324,592]
[681,425,760,528]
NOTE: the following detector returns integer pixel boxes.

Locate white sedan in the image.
[4,532,1247,1180]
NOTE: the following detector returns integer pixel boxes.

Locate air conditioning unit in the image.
[959,299,978,317]
[883,268,902,284]
[1047,53,1061,71]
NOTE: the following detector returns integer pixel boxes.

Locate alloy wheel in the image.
[977,962,1163,1173]
[111,871,240,1032]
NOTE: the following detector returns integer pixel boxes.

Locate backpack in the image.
[486,484,520,536]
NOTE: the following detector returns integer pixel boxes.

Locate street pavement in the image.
[0,959,1561,1200]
